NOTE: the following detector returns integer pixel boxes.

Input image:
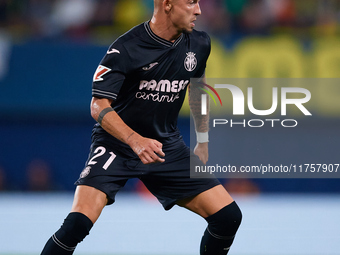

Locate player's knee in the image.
[58,212,93,245]
[206,201,242,237]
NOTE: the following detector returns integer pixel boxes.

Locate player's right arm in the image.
[90,97,165,164]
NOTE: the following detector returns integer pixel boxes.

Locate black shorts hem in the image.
[74,181,115,205]
[163,178,221,211]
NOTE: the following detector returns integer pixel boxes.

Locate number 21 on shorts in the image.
[88,146,116,170]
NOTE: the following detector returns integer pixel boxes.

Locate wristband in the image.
[196,132,209,143]
[97,107,114,125]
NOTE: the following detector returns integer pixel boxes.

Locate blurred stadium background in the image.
[0,0,340,254]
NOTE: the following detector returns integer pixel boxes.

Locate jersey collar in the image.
[144,21,183,48]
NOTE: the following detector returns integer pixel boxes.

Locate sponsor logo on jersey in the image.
[139,79,189,93]
[142,62,159,71]
[184,52,197,72]
[93,65,111,82]
[107,48,120,54]
[136,79,189,103]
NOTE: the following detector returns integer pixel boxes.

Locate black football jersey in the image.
[91,21,210,149]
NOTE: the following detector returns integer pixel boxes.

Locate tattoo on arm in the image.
[126,132,135,142]
[97,107,115,126]
[189,83,209,132]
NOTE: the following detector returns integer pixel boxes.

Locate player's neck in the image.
[149,16,182,43]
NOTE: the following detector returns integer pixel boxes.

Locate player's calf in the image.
[41,212,93,255]
[200,201,242,255]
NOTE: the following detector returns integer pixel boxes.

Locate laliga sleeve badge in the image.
[93,65,111,82]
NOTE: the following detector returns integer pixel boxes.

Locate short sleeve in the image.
[92,42,129,101]
[194,32,211,78]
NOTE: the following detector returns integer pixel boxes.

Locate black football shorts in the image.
[75,139,220,210]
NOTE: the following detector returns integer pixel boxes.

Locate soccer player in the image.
[41,0,242,254]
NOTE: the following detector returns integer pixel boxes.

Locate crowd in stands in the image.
[0,0,339,43]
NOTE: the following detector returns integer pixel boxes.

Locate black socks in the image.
[41,212,93,255]
[200,201,242,255]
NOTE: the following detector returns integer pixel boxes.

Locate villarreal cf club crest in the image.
[184,52,197,72]
[80,166,91,178]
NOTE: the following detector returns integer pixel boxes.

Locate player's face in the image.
[170,0,201,33]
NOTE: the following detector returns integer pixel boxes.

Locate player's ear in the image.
[164,0,172,12]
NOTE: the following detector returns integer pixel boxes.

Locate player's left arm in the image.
[189,76,209,164]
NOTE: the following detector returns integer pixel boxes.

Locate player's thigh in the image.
[177,184,234,218]
[71,185,108,224]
